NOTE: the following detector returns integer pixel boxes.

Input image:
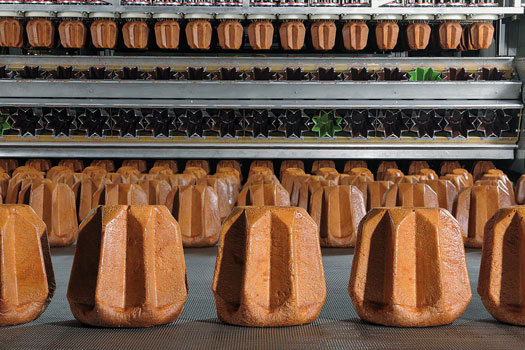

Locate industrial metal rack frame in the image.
[0,0,524,161]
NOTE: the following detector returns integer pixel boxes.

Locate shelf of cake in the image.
[1,56,515,72]
[0,140,515,159]
[1,4,523,16]
[0,98,522,109]
[1,80,521,100]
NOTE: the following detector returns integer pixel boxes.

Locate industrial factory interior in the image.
[0,0,525,348]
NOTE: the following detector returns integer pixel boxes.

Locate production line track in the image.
[2,246,525,350]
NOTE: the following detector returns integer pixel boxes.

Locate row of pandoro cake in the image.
[0,157,521,250]
[0,13,494,51]
[3,203,525,328]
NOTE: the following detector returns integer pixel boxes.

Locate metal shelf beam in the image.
[0,141,515,159]
[1,4,523,16]
[0,56,515,71]
[0,98,521,109]
[0,80,520,100]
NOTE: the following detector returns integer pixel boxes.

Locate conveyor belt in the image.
[2,247,525,350]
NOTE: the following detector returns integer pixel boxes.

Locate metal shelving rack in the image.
[2,0,523,16]
[0,1,523,160]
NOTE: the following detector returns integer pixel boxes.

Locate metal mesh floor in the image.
[2,247,525,350]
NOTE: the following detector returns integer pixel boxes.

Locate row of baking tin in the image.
[0,106,519,140]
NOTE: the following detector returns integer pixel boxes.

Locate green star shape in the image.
[0,114,9,137]
[408,67,442,81]
[312,110,342,138]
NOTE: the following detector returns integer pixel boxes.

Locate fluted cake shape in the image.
[469,22,494,50]
[218,20,243,50]
[30,182,78,247]
[165,185,221,247]
[214,173,240,206]
[408,161,429,175]
[0,159,18,174]
[12,166,42,178]
[478,206,525,325]
[375,21,399,50]
[342,21,368,51]
[418,168,438,181]
[363,180,394,211]
[186,20,212,50]
[313,166,339,176]
[154,160,178,173]
[91,159,115,172]
[154,20,180,49]
[93,184,148,208]
[280,160,304,175]
[422,179,458,213]
[349,207,471,327]
[472,160,495,181]
[90,20,118,49]
[441,173,469,192]
[377,161,398,181]
[197,176,232,221]
[6,172,43,204]
[248,20,274,50]
[279,21,306,50]
[46,166,73,182]
[122,21,149,49]
[439,161,461,176]
[59,159,84,172]
[406,22,431,50]
[244,174,280,187]
[249,166,274,177]
[168,174,197,188]
[139,179,171,206]
[26,159,52,172]
[455,185,512,248]
[148,166,174,180]
[297,177,336,210]
[237,183,290,207]
[311,160,335,173]
[280,167,306,184]
[452,169,474,187]
[78,175,107,221]
[309,185,366,248]
[383,169,404,184]
[0,172,9,200]
[0,18,23,48]
[217,160,242,178]
[282,173,310,207]
[212,206,326,327]
[67,205,187,327]
[250,160,274,173]
[58,20,86,49]
[216,167,241,186]
[26,19,54,48]
[344,160,367,173]
[311,21,336,51]
[0,205,55,326]
[183,166,207,180]
[122,159,147,173]
[481,177,515,206]
[383,183,439,208]
[439,21,462,50]
[347,168,374,181]
[17,178,48,206]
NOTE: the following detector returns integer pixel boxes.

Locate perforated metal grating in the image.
[2,247,525,350]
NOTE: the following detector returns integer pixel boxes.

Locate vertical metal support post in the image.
[498,19,506,56]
